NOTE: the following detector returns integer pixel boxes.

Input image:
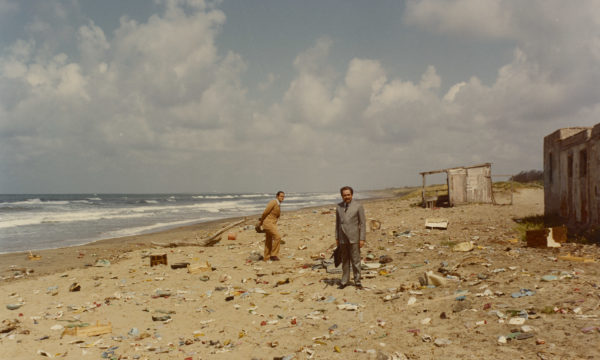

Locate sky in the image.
[1,0,599,194]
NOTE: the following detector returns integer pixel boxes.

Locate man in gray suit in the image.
[335,186,366,289]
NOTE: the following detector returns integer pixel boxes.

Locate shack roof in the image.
[419,162,491,176]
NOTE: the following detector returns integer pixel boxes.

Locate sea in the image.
[0,192,373,254]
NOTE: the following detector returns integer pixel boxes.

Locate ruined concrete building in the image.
[544,123,600,231]
[420,163,493,207]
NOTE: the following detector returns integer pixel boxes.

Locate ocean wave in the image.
[72,200,92,204]
[8,198,72,206]
[204,195,236,199]
[0,210,149,229]
[284,194,339,202]
[0,199,259,230]
[0,205,36,212]
[102,218,211,238]
[239,194,270,198]
[10,198,42,205]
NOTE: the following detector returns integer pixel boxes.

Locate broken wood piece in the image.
[61,321,112,337]
[27,250,41,261]
[170,262,190,269]
[187,261,212,274]
[150,218,247,247]
[425,218,448,230]
[558,253,596,263]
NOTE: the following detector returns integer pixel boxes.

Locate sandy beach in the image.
[1,188,599,359]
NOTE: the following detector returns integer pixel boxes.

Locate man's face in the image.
[277,192,285,202]
[341,189,353,204]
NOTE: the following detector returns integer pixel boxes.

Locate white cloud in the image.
[0,0,18,15]
[1,1,599,192]
[405,0,516,39]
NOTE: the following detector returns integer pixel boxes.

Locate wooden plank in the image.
[62,321,112,337]
[425,218,448,229]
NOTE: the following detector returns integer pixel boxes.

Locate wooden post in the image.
[422,174,426,208]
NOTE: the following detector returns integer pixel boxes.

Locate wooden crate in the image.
[150,254,168,266]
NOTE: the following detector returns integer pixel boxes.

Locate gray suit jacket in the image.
[335,200,366,244]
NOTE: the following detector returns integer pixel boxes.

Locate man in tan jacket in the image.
[258,191,285,261]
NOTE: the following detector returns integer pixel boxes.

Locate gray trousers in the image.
[340,240,361,286]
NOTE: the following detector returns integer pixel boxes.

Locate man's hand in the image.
[359,240,365,248]
[336,239,340,247]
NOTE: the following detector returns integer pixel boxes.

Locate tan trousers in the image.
[263,228,281,260]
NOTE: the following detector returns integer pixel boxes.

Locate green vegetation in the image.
[510,170,543,182]
[513,215,546,241]
[493,180,543,191]
[396,184,447,201]
[440,240,457,247]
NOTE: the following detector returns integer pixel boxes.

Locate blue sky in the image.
[1,0,599,193]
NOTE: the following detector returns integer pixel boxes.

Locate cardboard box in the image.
[526,226,566,248]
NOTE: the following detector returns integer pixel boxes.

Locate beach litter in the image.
[337,303,359,311]
[0,319,20,334]
[6,303,24,310]
[558,253,596,263]
[94,259,111,267]
[27,251,41,261]
[526,226,566,248]
[69,283,81,292]
[150,254,168,266]
[452,241,474,252]
[187,262,212,274]
[170,262,189,269]
[61,321,112,337]
[425,218,448,230]
[511,289,535,298]
[434,338,452,347]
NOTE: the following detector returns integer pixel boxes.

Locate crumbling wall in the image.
[590,124,600,227]
[544,125,598,231]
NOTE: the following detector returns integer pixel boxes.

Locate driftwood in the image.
[151,218,247,248]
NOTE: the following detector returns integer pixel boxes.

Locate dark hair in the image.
[340,186,353,195]
[276,191,285,197]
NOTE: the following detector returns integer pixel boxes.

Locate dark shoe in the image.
[355,284,364,290]
[270,256,280,261]
[337,284,348,289]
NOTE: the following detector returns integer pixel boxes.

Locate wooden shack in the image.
[420,163,493,207]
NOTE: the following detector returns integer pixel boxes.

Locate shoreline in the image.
[0,191,398,281]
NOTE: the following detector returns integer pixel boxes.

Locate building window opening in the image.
[568,155,573,178]
[548,152,553,184]
[580,149,587,177]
